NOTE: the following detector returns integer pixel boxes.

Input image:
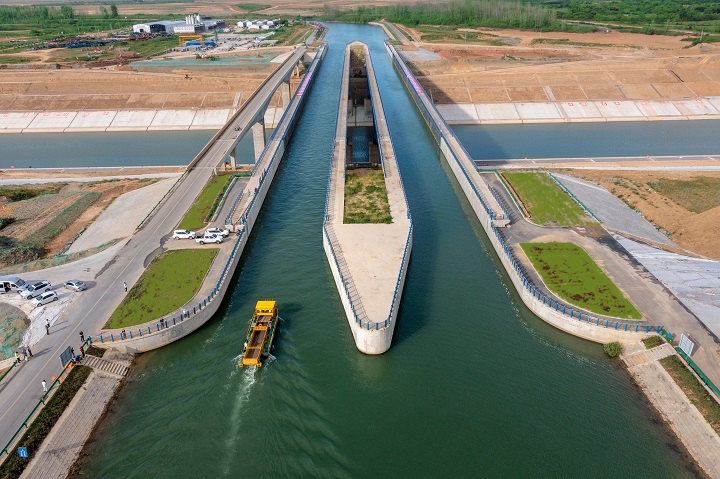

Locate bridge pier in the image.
[280,80,291,109]
[252,119,266,163]
[228,147,237,170]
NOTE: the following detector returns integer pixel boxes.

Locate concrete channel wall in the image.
[95,45,328,353]
[0,107,288,133]
[386,42,654,344]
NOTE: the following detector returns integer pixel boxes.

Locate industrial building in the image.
[132,15,225,35]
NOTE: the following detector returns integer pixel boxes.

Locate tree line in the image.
[0,5,119,24]
[321,1,557,30]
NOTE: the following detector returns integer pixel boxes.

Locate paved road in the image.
[0,47,306,454]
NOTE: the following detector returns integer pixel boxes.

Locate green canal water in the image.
[78,25,696,478]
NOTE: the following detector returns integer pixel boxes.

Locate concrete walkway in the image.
[624,346,720,478]
[67,177,178,254]
[20,353,131,479]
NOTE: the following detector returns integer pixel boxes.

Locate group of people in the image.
[14,347,33,364]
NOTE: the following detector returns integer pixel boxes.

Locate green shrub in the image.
[604,342,623,358]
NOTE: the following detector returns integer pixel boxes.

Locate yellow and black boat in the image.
[239,300,280,367]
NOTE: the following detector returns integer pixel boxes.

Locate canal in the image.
[67,24,696,478]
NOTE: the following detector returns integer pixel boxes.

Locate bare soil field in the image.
[401,25,720,104]
[0,167,183,181]
[0,55,301,111]
[0,179,156,265]
[567,170,720,260]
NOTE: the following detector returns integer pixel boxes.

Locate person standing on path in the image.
[45,318,50,335]
[41,380,47,393]
[79,331,84,343]
[15,352,20,364]
[27,347,33,358]
[22,349,27,361]
[123,281,127,292]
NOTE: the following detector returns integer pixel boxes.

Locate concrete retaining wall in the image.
[386,42,654,344]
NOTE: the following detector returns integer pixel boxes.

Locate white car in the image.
[196,233,223,245]
[31,290,58,307]
[64,279,87,292]
[205,227,229,237]
[20,281,52,299]
[173,230,197,240]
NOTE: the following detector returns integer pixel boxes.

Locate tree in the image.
[110,4,118,18]
[60,5,74,18]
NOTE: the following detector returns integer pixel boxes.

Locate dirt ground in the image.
[0,167,184,181]
[0,54,301,111]
[0,179,156,261]
[399,25,720,103]
[566,170,720,260]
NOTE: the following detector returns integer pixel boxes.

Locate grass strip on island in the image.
[177,173,234,231]
[0,365,91,479]
[520,242,642,319]
[105,248,217,329]
[503,171,593,226]
[344,169,392,224]
[660,355,720,436]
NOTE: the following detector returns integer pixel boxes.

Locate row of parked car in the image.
[172,227,230,245]
[0,276,87,307]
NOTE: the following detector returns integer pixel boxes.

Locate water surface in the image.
[75,24,697,478]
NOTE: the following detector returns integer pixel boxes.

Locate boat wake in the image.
[220,365,258,476]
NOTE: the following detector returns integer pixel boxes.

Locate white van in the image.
[0,276,28,294]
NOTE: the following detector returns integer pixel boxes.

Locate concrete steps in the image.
[82,355,131,377]
[622,342,675,368]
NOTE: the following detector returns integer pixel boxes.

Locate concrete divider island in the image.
[385,41,656,344]
[95,44,328,353]
[324,42,412,354]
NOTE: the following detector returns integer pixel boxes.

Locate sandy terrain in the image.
[0,167,184,181]
[0,58,301,111]
[400,25,720,104]
[567,170,720,260]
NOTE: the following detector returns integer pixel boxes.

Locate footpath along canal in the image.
[75,24,697,478]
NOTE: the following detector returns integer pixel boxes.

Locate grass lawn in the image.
[504,171,592,226]
[105,249,217,329]
[0,365,91,479]
[344,169,392,224]
[661,355,720,436]
[521,242,642,319]
[178,174,234,231]
[127,36,179,58]
[648,177,720,213]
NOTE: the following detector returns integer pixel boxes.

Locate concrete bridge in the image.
[186,46,308,172]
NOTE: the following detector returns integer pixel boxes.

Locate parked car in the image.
[20,281,52,299]
[205,227,229,237]
[0,276,27,294]
[196,233,223,245]
[173,230,197,240]
[64,279,87,292]
[31,290,58,307]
